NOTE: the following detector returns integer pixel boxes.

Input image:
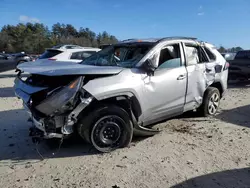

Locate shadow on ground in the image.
[0,87,15,97]
[0,109,103,166]
[0,72,29,78]
[0,109,149,163]
[215,104,250,128]
[0,109,100,163]
[172,168,250,188]
[228,80,250,89]
[179,104,250,129]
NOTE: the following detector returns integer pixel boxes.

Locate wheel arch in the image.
[209,81,223,98]
[97,94,142,121]
[78,93,142,124]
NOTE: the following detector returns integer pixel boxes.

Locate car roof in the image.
[46,47,101,52]
[118,37,197,44]
[48,44,100,51]
[62,48,100,52]
[52,44,84,49]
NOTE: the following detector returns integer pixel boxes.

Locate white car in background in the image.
[37,44,101,63]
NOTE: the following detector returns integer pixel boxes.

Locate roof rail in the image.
[121,38,138,42]
[157,36,197,42]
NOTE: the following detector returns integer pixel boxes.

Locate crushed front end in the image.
[14,72,93,142]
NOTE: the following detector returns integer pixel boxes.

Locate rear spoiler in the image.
[44,48,64,52]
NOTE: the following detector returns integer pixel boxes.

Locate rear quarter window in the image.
[204,47,216,61]
[39,50,62,59]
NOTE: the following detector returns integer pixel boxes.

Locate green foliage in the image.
[218,46,244,53]
[0,23,118,54]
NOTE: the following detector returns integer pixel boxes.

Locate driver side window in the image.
[157,44,181,69]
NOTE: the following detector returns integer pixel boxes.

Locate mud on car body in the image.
[14,37,228,152]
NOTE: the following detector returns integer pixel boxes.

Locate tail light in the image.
[223,62,230,70]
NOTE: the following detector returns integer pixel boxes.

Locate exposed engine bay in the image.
[15,73,95,142]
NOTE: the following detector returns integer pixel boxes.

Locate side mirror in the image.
[142,58,157,75]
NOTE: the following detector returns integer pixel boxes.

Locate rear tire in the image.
[198,87,220,117]
[77,105,133,153]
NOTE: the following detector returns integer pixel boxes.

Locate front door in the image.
[142,43,187,125]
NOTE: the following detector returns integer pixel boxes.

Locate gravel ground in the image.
[0,71,250,188]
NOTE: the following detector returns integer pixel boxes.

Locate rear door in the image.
[182,42,209,111]
[203,44,228,91]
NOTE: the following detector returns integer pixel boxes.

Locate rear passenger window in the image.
[71,51,96,60]
[39,50,62,59]
[204,47,216,61]
[157,44,181,69]
[71,52,82,60]
[81,51,96,59]
[184,44,208,65]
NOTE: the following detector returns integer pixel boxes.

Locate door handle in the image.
[177,74,186,80]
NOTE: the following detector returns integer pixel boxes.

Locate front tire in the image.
[77,105,133,153]
[199,87,220,117]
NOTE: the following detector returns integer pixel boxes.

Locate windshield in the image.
[80,44,153,68]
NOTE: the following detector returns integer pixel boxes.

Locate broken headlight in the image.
[35,76,83,115]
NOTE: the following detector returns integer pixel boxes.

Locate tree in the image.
[0,22,120,53]
[218,46,226,53]
[230,47,243,52]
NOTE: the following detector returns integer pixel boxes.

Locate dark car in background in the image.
[0,52,32,73]
[228,50,250,80]
[99,44,111,50]
[11,53,32,64]
[0,53,16,72]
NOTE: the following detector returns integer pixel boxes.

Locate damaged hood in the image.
[17,61,124,76]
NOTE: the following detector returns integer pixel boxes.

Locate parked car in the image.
[228,50,250,80]
[14,37,228,152]
[221,52,236,61]
[0,52,32,73]
[37,44,100,63]
[13,53,33,65]
[99,44,111,49]
[29,54,40,61]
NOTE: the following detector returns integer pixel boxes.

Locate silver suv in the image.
[14,37,228,152]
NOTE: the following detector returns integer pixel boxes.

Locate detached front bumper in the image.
[31,116,64,139]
